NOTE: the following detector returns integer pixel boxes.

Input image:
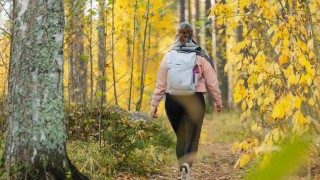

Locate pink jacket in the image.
[151,52,222,107]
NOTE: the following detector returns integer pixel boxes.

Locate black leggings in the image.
[165,92,205,168]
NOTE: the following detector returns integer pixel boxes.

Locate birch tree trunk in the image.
[4,0,86,179]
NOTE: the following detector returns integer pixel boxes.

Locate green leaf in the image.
[147,4,154,9]
[97,92,103,97]
[81,54,89,61]
[247,135,311,180]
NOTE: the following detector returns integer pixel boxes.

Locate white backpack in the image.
[167,51,199,95]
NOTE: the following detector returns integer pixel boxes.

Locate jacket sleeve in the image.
[151,53,168,107]
[201,57,223,107]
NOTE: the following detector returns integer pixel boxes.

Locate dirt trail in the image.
[149,143,243,180]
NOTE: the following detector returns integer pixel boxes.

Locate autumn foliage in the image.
[213,0,320,168]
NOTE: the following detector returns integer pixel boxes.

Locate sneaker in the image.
[180,163,191,180]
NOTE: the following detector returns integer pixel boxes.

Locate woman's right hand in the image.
[151,106,158,118]
[216,104,222,113]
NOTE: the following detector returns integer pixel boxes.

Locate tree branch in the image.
[0,27,11,37]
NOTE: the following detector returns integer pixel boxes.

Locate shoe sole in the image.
[181,167,187,180]
[181,163,191,180]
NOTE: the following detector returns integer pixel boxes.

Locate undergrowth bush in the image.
[66,106,174,177]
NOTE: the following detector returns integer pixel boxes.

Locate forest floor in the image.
[144,111,320,180]
[147,111,247,180]
[148,143,245,180]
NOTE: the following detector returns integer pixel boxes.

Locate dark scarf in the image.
[172,38,215,68]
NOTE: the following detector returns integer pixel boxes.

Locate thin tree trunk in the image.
[89,0,94,107]
[67,0,76,104]
[128,0,137,111]
[136,0,150,111]
[179,0,186,23]
[111,0,118,105]
[98,0,107,148]
[68,40,74,106]
[195,0,201,44]
[188,0,192,23]
[98,0,107,103]
[70,0,86,107]
[127,32,131,58]
[145,19,152,79]
[76,1,86,106]
[4,1,86,178]
[215,0,228,108]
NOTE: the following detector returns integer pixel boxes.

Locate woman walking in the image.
[150,22,222,179]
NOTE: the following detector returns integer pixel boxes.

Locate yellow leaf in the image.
[279,54,289,65]
[240,153,251,167]
[257,97,263,106]
[266,139,273,147]
[239,141,248,151]
[298,40,309,53]
[241,101,247,111]
[248,100,253,109]
[251,124,258,131]
[308,98,315,106]
[307,39,314,50]
[282,27,290,38]
[295,96,301,109]
[218,29,225,34]
[270,34,279,47]
[237,61,243,70]
[305,74,313,86]
[272,102,285,119]
[232,142,239,154]
[234,90,242,104]
[283,94,294,116]
[298,55,308,66]
[288,74,299,86]
[294,110,311,128]
[282,38,290,48]
[251,124,261,132]
[248,74,258,87]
